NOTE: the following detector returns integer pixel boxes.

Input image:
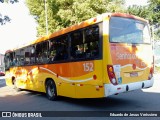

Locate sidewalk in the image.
[154,73,160,80]
[142,73,160,93]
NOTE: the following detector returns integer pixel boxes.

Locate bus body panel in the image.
[110,43,153,84]
[5,60,104,98]
[104,78,154,96]
[103,43,154,96]
[4,12,154,99]
[102,16,112,85]
[103,15,154,97]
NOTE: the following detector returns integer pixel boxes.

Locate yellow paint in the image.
[5,13,153,99]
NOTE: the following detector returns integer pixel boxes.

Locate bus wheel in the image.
[46,80,57,101]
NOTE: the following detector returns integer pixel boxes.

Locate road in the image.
[0,74,160,120]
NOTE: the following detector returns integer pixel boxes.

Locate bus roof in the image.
[5,12,148,54]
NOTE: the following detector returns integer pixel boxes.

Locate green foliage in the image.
[0,0,18,4]
[26,0,125,36]
[0,0,18,25]
[127,0,160,40]
[127,5,149,20]
[155,29,160,40]
[148,0,160,24]
[155,66,160,73]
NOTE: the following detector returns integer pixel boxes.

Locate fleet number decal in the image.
[83,62,94,72]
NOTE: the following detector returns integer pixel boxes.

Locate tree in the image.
[26,0,125,36]
[127,5,149,20]
[127,0,160,40]
[0,0,18,4]
[149,0,160,40]
[0,0,18,25]
[0,14,11,25]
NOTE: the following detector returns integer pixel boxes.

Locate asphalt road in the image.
[0,74,160,120]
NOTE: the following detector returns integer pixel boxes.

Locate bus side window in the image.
[24,47,31,65]
[15,50,20,66]
[10,52,15,66]
[84,25,99,58]
[70,25,100,60]
[70,30,84,59]
[4,54,10,70]
[42,41,49,63]
[35,41,49,64]
[49,40,56,62]
[19,49,25,66]
[30,46,36,64]
[49,35,69,62]
[4,52,14,69]
[13,51,22,66]
[35,44,42,64]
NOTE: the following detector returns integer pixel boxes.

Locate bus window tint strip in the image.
[70,25,100,60]
[6,23,101,67]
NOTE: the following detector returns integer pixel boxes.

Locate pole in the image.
[45,0,48,35]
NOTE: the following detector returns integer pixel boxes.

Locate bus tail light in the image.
[107,65,117,85]
[148,67,153,80]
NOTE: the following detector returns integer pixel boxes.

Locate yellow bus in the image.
[4,13,154,100]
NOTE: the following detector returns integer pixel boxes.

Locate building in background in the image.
[0,53,5,72]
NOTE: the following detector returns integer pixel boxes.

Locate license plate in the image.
[130,72,138,77]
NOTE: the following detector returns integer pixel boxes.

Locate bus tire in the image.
[45,79,58,101]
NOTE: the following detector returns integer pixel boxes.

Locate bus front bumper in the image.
[104,77,154,97]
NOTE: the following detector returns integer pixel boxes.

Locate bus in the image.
[4,12,154,100]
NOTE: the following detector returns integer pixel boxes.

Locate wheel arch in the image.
[45,78,57,93]
[12,76,16,85]
[45,77,59,100]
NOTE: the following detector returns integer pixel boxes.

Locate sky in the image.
[0,0,149,54]
[0,0,37,54]
[125,0,149,7]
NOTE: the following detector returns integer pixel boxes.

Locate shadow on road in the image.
[0,82,6,88]
[0,78,6,88]
[0,79,159,111]
[0,87,160,111]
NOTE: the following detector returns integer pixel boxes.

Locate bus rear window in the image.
[109,17,151,44]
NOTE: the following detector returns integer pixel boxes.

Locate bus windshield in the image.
[109,17,151,44]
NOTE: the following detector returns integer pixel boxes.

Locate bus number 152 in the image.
[83,62,94,72]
